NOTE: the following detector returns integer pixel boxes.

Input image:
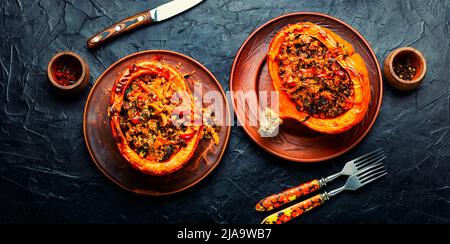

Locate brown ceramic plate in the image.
[84,50,230,195]
[230,12,383,162]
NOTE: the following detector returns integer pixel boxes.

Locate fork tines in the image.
[354,149,385,170]
[357,156,388,186]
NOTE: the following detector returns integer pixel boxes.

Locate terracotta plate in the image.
[84,50,230,195]
[230,12,383,162]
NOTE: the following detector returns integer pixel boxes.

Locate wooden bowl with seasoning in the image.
[383,47,426,90]
[47,51,90,93]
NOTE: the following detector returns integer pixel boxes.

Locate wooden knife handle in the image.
[87,10,152,49]
[255,179,322,212]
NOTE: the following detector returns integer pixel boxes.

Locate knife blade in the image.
[150,0,203,22]
[87,0,203,49]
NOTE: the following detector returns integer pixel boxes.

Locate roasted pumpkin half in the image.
[109,60,201,175]
[267,22,371,134]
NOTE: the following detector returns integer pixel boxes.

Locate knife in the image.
[87,0,203,49]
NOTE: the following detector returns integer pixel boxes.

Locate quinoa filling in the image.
[277,33,355,119]
[119,74,195,162]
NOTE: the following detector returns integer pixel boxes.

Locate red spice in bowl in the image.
[47,51,89,93]
[53,58,82,86]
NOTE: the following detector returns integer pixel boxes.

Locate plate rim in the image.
[229,12,383,163]
[83,50,231,196]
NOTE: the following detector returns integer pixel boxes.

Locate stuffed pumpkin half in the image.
[109,59,218,176]
[267,22,371,134]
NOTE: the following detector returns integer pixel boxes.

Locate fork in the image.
[255,149,385,212]
[261,159,387,224]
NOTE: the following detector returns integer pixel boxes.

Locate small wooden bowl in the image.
[383,47,426,90]
[47,51,90,93]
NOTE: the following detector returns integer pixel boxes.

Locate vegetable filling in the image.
[119,73,195,162]
[277,33,355,118]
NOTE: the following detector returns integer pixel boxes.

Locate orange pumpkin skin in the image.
[109,60,200,175]
[268,22,371,134]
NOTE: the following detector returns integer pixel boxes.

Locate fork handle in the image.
[261,194,327,224]
[255,179,323,212]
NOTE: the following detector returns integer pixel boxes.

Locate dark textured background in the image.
[0,0,449,224]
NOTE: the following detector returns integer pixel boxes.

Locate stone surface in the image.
[0,0,449,224]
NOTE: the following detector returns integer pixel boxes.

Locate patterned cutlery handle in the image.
[87,10,152,49]
[255,179,323,212]
[261,194,326,224]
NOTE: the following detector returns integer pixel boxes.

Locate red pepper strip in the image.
[317,73,326,78]
[318,31,327,41]
[155,68,170,80]
[331,48,342,57]
[138,81,150,93]
[138,95,146,102]
[334,70,345,77]
[130,117,140,125]
[180,132,195,141]
[317,73,331,79]
[286,81,297,88]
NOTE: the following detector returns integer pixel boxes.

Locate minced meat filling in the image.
[119,74,194,162]
[277,33,354,118]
